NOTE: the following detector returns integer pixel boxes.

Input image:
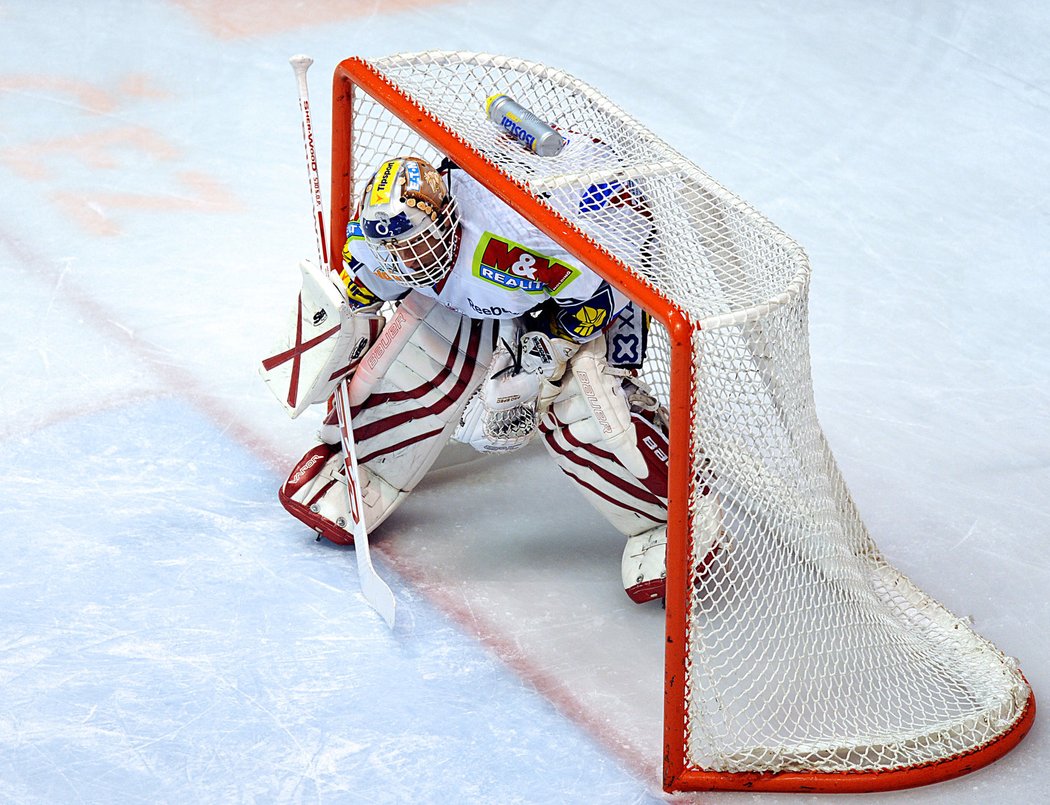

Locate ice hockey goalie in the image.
[263,148,717,603]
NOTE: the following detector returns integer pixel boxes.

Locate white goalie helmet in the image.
[359,156,460,288]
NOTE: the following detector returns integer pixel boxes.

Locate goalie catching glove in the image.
[455,330,579,453]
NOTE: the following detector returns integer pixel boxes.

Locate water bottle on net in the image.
[485,94,566,157]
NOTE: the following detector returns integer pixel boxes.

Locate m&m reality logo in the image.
[473,234,579,294]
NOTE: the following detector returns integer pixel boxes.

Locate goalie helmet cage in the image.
[327,52,1034,793]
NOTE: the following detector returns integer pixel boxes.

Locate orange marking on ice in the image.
[118,74,172,101]
[0,75,117,114]
[171,0,455,39]
[51,192,122,237]
[0,126,179,180]
[51,172,243,237]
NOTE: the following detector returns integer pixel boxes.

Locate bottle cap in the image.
[484,94,506,115]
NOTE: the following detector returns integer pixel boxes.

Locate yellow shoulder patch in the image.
[339,268,379,308]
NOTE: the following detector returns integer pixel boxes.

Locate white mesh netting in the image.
[337,51,1031,782]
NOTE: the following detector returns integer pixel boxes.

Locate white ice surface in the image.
[1,1,1047,803]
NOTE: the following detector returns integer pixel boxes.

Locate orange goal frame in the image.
[327,56,1035,794]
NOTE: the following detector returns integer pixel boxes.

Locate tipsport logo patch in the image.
[369,159,401,206]
[472,234,579,294]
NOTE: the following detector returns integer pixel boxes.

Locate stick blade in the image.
[358,563,396,629]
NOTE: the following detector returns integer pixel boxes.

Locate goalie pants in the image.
[279,296,679,601]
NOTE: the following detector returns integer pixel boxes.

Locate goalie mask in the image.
[359,157,459,288]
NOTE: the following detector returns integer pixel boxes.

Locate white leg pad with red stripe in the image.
[539,337,674,601]
[279,292,501,542]
[621,526,669,603]
[619,494,723,603]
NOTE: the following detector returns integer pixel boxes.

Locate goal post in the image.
[327,51,1034,793]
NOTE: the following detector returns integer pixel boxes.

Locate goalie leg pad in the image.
[620,495,723,604]
[541,337,724,603]
[541,339,669,602]
[349,296,501,508]
[540,338,670,539]
[622,525,668,603]
[278,442,354,544]
[282,293,504,543]
[278,442,419,545]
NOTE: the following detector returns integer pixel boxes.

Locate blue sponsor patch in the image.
[404,160,422,191]
[362,211,414,240]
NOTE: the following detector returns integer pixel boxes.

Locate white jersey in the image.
[341,168,649,342]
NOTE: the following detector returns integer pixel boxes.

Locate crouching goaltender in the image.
[262,151,698,603]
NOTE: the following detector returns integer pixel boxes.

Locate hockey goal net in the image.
[328,52,1034,792]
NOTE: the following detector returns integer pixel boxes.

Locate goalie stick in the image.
[289,53,396,628]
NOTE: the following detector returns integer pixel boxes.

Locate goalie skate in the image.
[278,442,355,545]
[622,493,725,604]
